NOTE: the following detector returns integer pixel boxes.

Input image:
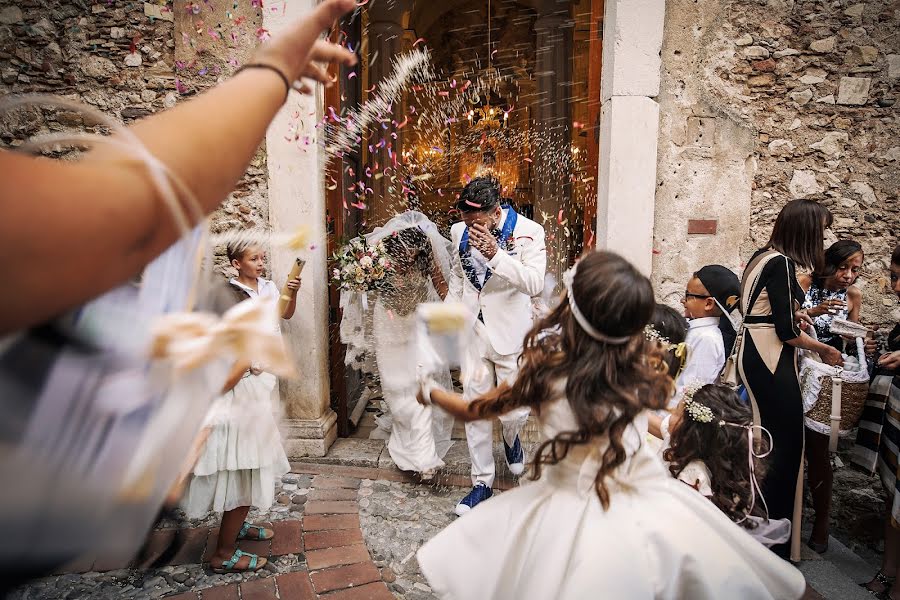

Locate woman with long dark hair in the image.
[797,239,865,552]
[737,199,843,560]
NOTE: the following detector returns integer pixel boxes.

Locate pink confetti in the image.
[348,71,357,79]
[365,84,376,93]
[256,27,270,41]
[413,37,426,47]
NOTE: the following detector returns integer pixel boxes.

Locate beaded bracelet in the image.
[234,63,291,100]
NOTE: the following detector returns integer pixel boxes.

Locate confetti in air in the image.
[323,48,435,161]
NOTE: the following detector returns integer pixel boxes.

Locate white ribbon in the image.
[720,421,774,523]
[149,297,294,376]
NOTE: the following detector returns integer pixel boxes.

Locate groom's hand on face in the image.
[470,223,499,259]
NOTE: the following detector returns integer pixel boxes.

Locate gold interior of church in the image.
[334,0,601,277]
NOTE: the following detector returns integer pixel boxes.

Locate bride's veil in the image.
[339,211,452,369]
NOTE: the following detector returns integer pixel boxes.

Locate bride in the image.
[341,211,455,478]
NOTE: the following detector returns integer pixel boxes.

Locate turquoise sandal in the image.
[211,548,266,573]
[238,521,274,541]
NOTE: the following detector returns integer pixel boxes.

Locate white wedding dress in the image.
[340,211,455,474]
[374,270,454,472]
[418,382,806,600]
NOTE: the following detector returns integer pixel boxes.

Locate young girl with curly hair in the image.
[416,250,805,600]
[661,383,791,547]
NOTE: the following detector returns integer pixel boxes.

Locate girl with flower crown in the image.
[658,383,792,548]
[416,250,805,600]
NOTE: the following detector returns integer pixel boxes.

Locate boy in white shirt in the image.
[673,265,740,408]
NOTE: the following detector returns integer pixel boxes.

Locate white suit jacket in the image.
[448,211,547,356]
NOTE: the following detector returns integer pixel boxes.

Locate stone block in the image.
[844,3,865,17]
[275,572,316,600]
[837,76,871,105]
[768,139,795,156]
[809,37,836,53]
[810,131,849,157]
[735,33,753,46]
[597,96,659,275]
[752,58,776,72]
[202,585,239,600]
[789,89,813,105]
[845,45,878,66]
[310,562,381,594]
[305,543,370,570]
[887,55,900,79]
[789,170,823,198]
[303,514,361,531]
[600,0,666,101]
[305,500,358,515]
[0,6,23,24]
[239,577,277,600]
[271,520,304,556]
[304,528,364,551]
[744,46,770,59]
[144,2,174,22]
[748,73,776,87]
[319,581,394,600]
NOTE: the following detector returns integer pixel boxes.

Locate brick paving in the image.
[9,471,396,600]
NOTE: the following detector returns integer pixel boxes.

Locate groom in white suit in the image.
[447,177,547,515]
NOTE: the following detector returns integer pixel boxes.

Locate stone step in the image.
[797,526,877,600]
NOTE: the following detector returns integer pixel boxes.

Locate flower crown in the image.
[681,383,715,423]
[645,325,676,350]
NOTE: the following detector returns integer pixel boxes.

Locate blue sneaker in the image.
[455,482,493,516]
[503,435,525,476]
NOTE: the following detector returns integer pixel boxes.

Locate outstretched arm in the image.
[418,382,512,422]
[0,0,357,334]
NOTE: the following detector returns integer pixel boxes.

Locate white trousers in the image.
[462,324,530,487]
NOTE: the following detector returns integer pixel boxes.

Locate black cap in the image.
[696,265,741,354]
[695,265,740,312]
[455,177,501,213]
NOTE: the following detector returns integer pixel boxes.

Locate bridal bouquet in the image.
[331,237,395,292]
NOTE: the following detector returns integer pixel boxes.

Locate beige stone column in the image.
[264,0,335,458]
[595,0,666,276]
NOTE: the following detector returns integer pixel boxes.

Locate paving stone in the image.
[312,475,362,490]
[303,514,361,531]
[274,571,315,600]
[308,488,359,502]
[236,538,272,558]
[305,544,370,570]
[201,528,221,563]
[305,501,359,515]
[319,581,394,600]
[162,593,198,600]
[304,528,365,551]
[238,576,277,600]
[310,561,382,594]
[171,528,212,566]
[271,521,304,556]
[199,584,239,600]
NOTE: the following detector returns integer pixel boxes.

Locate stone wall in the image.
[0,0,268,278]
[654,0,899,328]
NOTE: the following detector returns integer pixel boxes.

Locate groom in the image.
[448,177,546,515]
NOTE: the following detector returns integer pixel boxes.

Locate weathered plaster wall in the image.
[655,0,899,327]
[0,0,268,277]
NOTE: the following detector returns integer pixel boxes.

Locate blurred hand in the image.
[286,276,302,293]
[795,310,814,329]
[879,351,900,370]
[470,223,498,260]
[807,299,848,318]
[252,0,358,94]
[820,345,843,367]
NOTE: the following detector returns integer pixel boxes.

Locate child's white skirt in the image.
[182,372,289,518]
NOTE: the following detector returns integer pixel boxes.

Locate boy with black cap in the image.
[446,177,546,515]
[675,265,741,407]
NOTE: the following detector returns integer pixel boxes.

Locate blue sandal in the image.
[211,548,266,573]
[238,521,274,541]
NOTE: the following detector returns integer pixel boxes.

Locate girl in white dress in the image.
[417,250,806,600]
[659,383,792,547]
[180,243,294,573]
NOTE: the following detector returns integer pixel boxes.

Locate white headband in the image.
[562,263,633,345]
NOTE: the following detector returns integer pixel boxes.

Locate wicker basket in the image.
[800,336,869,450]
[804,376,869,432]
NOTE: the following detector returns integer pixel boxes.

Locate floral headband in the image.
[678,382,774,522]
[645,325,689,374]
